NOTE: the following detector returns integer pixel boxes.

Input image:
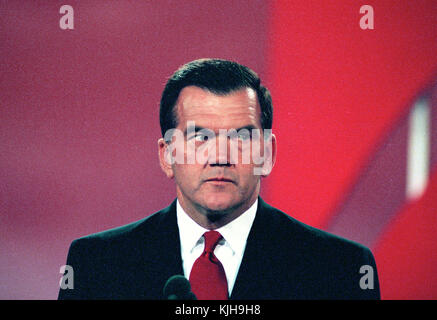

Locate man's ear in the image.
[260,133,277,177]
[158,138,174,179]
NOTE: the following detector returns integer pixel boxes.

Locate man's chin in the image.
[204,202,233,214]
[202,196,236,214]
[202,197,244,225]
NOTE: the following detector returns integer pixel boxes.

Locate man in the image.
[58,59,380,300]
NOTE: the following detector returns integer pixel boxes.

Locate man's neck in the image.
[176,193,258,230]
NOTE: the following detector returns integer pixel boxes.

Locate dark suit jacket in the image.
[58,198,380,299]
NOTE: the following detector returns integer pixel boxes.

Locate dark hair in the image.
[159,58,273,138]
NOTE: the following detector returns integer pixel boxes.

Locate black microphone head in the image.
[163,275,197,300]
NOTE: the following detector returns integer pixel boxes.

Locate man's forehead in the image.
[175,86,261,127]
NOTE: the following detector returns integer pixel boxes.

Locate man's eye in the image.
[194,133,209,142]
[237,132,251,141]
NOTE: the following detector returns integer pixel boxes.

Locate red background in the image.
[0,1,436,299]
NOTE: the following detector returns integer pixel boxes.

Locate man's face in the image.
[158,86,276,226]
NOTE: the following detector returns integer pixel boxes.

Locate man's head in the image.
[159,58,273,137]
[158,59,276,228]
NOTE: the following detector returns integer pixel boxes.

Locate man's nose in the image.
[208,133,232,166]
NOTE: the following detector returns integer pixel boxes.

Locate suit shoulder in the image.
[261,201,372,255]
[257,200,380,299]
[71,204,172,246]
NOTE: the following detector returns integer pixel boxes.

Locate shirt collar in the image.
[176,199,258,256]
[176,200,208,256]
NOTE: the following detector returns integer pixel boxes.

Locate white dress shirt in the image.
[176,199,257,295]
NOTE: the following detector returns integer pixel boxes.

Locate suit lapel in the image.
[230,197,272,299]
[229,198,318,300]
[139,200,184,298]
[157,200,184,276]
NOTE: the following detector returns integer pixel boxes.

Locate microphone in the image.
[163,275,197,300]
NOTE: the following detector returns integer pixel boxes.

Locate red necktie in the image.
[189,231,228,300]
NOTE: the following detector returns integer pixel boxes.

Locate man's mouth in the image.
[205,177,234,184]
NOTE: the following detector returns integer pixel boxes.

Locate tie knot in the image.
[203,231,222,253]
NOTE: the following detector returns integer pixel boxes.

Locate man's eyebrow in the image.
[183,125,212,136]
[235,125,258,132]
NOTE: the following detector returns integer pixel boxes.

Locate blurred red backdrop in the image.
[0,0,436,299]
